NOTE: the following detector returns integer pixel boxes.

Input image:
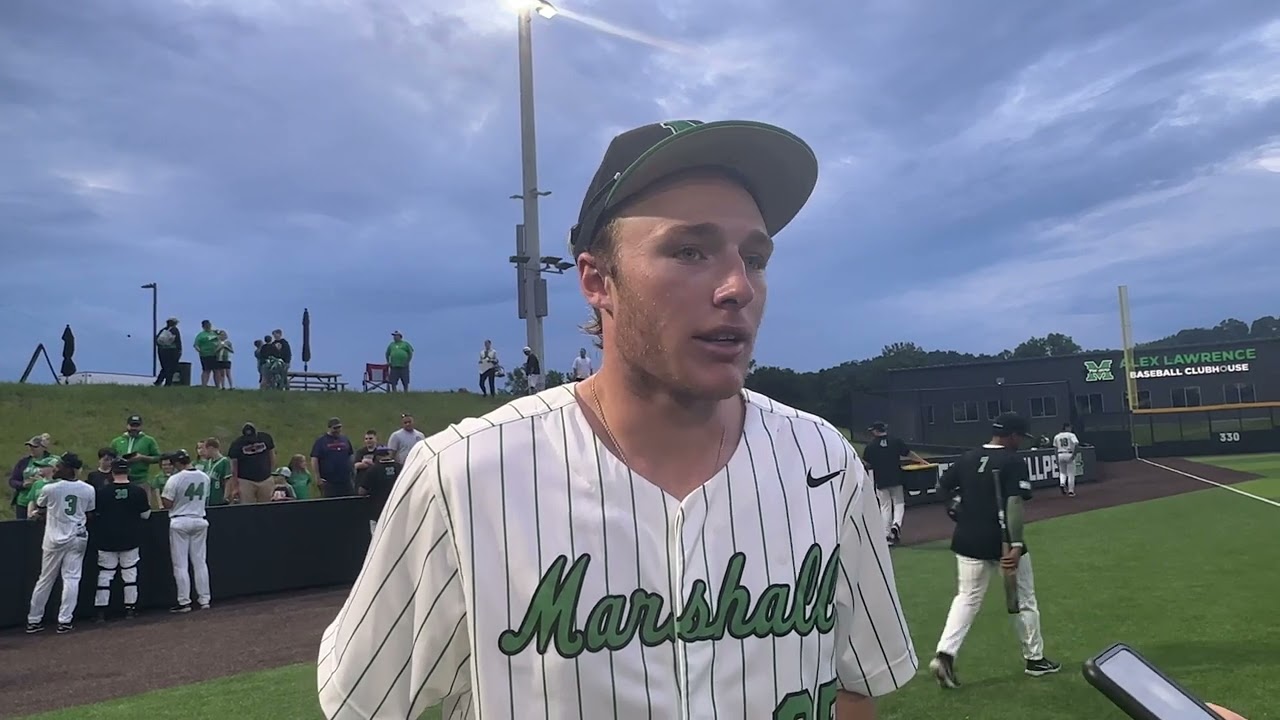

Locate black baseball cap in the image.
[166,449,192,465]
[59,453,83,471]
[126,415,142,426]
[110,458,130,474]
[868,421,888,432]
[567,119,819,258]
[992,412,1031,437]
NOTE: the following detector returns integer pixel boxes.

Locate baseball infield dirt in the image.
[0,458,1260,719]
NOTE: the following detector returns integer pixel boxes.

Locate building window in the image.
[921,405,935,425]
[1029,396,1058,418]
[952,401,981,423]
[1124,390,1152,410]
[1224,383,1255,404]
[1075,393,1105,415]
[1171,387,1202,408]
[986,399,1013,420]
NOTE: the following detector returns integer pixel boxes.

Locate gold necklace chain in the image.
[589,380,727,475]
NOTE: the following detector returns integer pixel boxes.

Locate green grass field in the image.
[1197,453,1280,502]
[25,455,1280,719]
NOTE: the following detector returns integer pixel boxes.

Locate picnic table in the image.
[287,371,347,392]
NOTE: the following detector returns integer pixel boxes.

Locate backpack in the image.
[156,328,176,347]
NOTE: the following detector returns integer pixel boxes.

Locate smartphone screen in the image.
[1097,648,1219,720]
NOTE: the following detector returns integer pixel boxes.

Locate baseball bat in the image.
[991,468,1020,615]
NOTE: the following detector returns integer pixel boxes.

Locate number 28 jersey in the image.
[162,469,211,519]
[319,386,919,720]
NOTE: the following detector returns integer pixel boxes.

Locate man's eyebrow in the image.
[664,222,775,248]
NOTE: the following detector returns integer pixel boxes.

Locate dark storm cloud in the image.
[2,0,1278,386]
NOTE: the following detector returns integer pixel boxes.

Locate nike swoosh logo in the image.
[806,468,843,488]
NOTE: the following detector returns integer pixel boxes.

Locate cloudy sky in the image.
[3,0,1278,389]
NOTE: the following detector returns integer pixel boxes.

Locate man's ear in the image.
[577,252,612,315]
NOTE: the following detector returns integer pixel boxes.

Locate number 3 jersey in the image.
[36,480,97,550]
[95,483,152,551]
[319,386,919,720]
[163,469,211,519]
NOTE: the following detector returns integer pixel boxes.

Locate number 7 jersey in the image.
[318,386,918,719]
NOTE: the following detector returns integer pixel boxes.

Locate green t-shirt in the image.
[386,340,414,368]
[17,456,61,505]
[200,456,231,505]
[110,433,161,483]
[287,470,312,500]
[195,330,220,357]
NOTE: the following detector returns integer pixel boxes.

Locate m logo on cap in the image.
[659,120,703,136]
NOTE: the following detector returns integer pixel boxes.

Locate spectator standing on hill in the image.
[197,438,231,507]
[153,318,182,387]
[193,320,220,387]
[385,331,414,392]
[357,446,400,536]
[161,450,211,613]
[286,454,312,499]
[26,453,94,634]
[10,434,57,520]
[387,413,425,465]
[310,417,355,498]
[92,458,150,622]
[477,339,499,397]
[87,448,116,489]
[253,339,265,387]
[272,329,292,376]
[522,346,542,393]
[110,416,160,500]
[571,347,594,380]
[353,430,379,474]
[227,422,276,504]
[214,330,234,389]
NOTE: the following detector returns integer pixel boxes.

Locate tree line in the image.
[745,315,1280,430]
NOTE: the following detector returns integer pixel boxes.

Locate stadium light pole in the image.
[140,282,158,376]
[511,0,557,364]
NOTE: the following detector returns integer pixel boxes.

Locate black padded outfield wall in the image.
[2,497,372,630]
[901,446,1099,507]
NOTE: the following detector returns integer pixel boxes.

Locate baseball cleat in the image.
[56,623,73,634]
[1059,485,1066,495]
[929,653,961,689]
[124,605,137,619]
[169,603,192,614]
[1068,491,1076,497]
[1025,657,1061,677]
[199,603,211,611]
[889,525,901,546]
[25,622,44,634]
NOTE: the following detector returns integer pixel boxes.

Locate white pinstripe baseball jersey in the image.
[317,384,918,719]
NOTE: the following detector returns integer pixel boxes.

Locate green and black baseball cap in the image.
[568,119,819,257]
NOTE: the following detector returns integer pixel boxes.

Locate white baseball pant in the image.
[936,553,1045,661]
[96,548,142,607]
[28,537,88,625]
[170,516,211,607]
[1057,454,1076,493]
[875,484,905,536]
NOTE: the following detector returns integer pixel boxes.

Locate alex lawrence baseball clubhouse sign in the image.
[1084,347,1256,382]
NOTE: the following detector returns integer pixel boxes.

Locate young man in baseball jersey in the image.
[929,412,1060,688]
[1052,422,1080,497]
[27,453,96,634]
[161,450,212,613]
[93,457,152,622]
[319,119,918,719]
[861,421,930,546]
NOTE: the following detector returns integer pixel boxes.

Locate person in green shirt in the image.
[385,331,414,392]
[17,464,54,513]
[193,319,221,387]
[197,437,232,506]
[285,454,312,500]
[109,415,161,506]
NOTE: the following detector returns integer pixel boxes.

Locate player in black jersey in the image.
[356,446,401,536]
[928,412,1061,688]
[92,458,152,622]
[861,421,930,546]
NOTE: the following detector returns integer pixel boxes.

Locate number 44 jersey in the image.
[163,469,211,519]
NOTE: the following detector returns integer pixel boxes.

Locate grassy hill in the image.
[2,383,958,521]
[2,383,506,520]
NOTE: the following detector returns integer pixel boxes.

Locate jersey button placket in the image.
[671,506,690,720]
